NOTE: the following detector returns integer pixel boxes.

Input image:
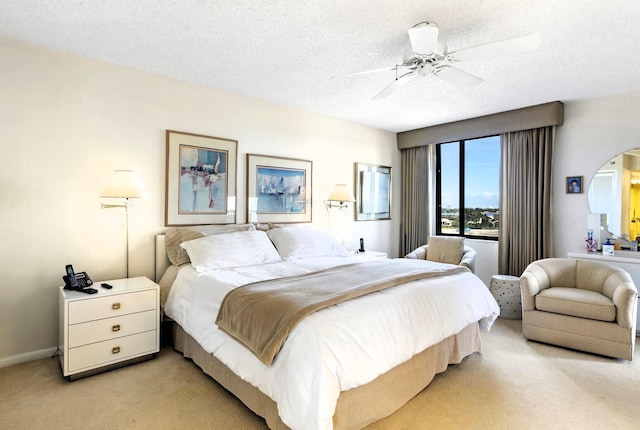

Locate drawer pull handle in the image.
[112,346,121,354]
[112,303,121,310]
[112,324,121,332]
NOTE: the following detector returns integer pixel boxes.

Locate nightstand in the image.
[58,276,160,380]
[353,251,388,259]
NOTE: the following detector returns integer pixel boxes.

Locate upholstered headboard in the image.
[155,234,170,282]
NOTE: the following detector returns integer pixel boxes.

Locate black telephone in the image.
[63,264,97,294]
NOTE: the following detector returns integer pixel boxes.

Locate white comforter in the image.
[164,256,499,430]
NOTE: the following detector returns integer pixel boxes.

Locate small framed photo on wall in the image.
[566,176,583,194]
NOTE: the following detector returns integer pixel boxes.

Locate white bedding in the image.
[164,256,499,430]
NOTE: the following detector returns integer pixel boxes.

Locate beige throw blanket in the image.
[216,259,468,365]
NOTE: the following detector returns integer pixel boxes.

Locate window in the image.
[436,136,500,240]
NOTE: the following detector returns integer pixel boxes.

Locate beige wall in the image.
[0,39,398,366]
[553,90,640,258]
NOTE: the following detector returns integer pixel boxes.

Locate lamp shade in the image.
[327,184,355,202]
[100,170,148,198]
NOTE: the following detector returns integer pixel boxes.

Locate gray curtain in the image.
[400,145,430,256]
[499,126,554,276]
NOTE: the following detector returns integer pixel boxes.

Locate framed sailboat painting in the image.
[246,154,312,224]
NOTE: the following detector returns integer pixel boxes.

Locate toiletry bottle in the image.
[602,238,615,256]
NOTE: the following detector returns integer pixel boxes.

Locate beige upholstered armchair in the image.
[404,236,476,273]
[520,258,638,360]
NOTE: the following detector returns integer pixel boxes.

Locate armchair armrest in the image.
[404,245,428,260]
[611,281,638,329]
[460,246,477,272]
[520,263,552,311]
[598,270,638,329]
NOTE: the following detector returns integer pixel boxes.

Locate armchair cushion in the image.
[536,287,616,322]
[424,236,464,265]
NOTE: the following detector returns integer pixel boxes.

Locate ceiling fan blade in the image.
[448,33,541,62]
[407,21,439,55]
[331,65,399,79]
[373,73,415,99]
[435,66,483,87]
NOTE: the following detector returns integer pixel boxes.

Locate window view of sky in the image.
[438,136,500,238]
[440,136,499,210]
[464,136,500,209]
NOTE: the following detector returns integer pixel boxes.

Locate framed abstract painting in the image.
[165,130,237,225]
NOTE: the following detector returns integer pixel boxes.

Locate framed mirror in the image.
[588,148,640,239]
[354,162,391,221]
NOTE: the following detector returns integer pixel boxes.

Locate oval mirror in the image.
[588,149,640,239]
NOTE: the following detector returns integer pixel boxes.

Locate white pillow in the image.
[165,223,256,266]
[266,226,349,259]
[180,230,281,272]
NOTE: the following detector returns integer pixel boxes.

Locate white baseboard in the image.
[0,347,58,369]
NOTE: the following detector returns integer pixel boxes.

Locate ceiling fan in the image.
[333,21,541,99]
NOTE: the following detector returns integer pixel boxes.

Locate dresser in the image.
[568,251,640,336]
[58,276,160,380]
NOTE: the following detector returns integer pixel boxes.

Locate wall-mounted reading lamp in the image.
[326,184,356,210]
[100,170,148,278]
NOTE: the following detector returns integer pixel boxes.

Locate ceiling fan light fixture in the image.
[416,61,434,76]
[408,21,439,55]
[332,22,539,100]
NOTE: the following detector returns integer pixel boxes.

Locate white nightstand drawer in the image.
[68,289,156,324]
[68,310,158,348]
[68,330,157,373]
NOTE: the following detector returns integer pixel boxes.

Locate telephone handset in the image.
[63,264,97,294]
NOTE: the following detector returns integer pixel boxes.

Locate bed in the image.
[156,224,500,430]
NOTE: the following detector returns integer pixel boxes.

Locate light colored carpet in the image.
[1,319,638,429]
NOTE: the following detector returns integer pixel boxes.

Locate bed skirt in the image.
[172,321,481,430]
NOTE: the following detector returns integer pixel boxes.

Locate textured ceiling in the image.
[2,1,640,133]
